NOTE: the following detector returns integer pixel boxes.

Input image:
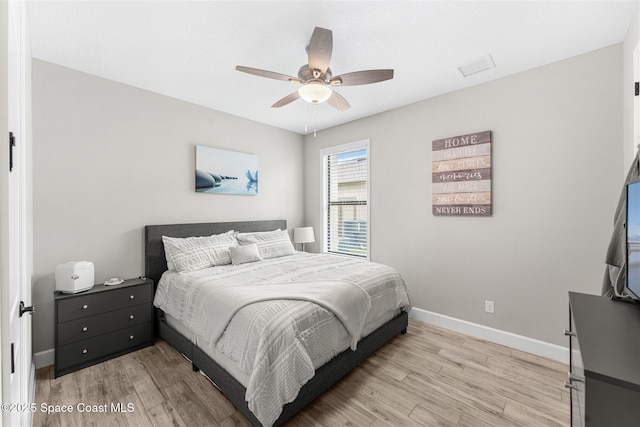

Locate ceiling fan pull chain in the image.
[313,104,318,137]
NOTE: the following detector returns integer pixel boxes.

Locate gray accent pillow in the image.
[229,243,263,265]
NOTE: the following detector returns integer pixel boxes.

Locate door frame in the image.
[1,0,33,426]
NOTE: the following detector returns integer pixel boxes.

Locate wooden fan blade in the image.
[326,91,350,111]
[271,91,300,108]
[330,69,394,86]
[236,66,301,83]
[307,27,332,77]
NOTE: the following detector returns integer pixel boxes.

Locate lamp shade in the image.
[293,226,315,244]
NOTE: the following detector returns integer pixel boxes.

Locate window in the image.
[321,140,369,259]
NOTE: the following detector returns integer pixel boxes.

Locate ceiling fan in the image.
[235,27,394,111]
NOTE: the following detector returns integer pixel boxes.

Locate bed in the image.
[144,220,410,427]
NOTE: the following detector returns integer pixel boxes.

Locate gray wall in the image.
[303,45,623,347]
[623,4,640,171]
[31,60,304,353]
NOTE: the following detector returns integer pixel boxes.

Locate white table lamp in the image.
[293,227,315,252]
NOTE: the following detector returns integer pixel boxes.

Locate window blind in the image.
[325,147,368,258]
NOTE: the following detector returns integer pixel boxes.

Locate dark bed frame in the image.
[144,220,408,427]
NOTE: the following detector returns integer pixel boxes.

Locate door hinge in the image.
[9,131,15,172]
[636,82,639,96]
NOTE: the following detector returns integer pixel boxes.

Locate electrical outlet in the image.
[485,300,495,314]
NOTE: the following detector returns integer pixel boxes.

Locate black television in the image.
[626,180,640,300]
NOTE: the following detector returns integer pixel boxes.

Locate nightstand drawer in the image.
[57,282,152,322]
[56,323,152,372]
[57,304,152,346]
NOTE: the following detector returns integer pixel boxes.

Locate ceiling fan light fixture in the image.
[298,83,332,104]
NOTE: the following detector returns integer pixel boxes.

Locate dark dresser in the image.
[54,277,154,377]
[567,292,640,426]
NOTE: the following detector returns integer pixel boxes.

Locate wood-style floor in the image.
[33,319,570,426]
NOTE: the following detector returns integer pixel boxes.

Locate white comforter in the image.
[153,252,411,427]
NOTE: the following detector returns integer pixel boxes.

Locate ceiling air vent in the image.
[457,54,496,77]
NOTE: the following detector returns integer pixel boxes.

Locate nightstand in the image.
[54,277,154,377]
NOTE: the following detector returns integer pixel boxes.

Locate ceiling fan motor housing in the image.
[298,65,332,84]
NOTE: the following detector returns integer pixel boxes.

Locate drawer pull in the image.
[129,335,134,340]
[129,295,135,300]
[82,326,88,332]
[563,329,576,337]
[82,304,88,310]
[82,349,88,354]
[129,315,135,320]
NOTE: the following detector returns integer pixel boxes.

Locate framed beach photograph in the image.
[195,145,259,195]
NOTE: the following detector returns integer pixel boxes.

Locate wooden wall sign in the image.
[432,130,492,216]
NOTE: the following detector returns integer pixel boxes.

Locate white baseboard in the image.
[34,348,54,369]
[409,307,569,364]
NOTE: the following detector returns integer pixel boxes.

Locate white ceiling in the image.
[28,1,638,135]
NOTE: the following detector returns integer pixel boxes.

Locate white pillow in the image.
[236,229,295,259]
[229,243,263,265]
[162,231,238,272]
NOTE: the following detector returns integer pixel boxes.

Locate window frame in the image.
[320,139,371,260]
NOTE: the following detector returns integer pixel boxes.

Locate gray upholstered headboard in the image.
[144,219,287,288]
